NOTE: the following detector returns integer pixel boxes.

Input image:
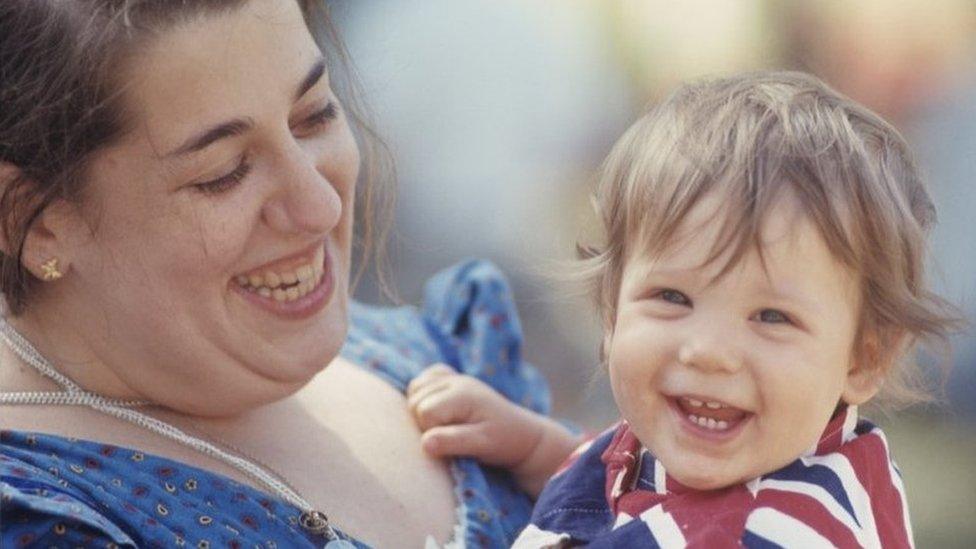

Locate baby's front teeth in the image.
[688,414,730,431]
[682,397,727,410]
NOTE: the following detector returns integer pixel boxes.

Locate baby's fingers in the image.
[406,377,450,415]
[410,386,474,431]
[406,363,457,397]
[420,423,491,459]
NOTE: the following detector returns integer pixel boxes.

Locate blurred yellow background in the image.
[337,1,976,545]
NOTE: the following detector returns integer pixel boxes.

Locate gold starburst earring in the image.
[40,258,63,281]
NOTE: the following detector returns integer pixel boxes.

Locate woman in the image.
[0,1,553,546]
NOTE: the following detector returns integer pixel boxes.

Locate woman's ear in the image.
[842,327,906,405]
[0,162,79,281]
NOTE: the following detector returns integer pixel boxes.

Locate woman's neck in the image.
[2,306,138,401]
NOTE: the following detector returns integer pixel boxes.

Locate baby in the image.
[407,71,956,547]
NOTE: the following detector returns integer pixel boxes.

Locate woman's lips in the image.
[231,245,334,320]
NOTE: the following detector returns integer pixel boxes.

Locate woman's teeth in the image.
[235,250,325,302]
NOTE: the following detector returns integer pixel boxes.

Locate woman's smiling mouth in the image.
[235,245,326,302]
[230,244,333,319]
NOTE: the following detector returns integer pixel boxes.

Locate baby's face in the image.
[607,192,874,490]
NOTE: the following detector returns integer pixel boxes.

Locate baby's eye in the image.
[755,309,791,324]
[655,289,691,306]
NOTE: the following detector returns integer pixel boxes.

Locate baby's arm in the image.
[406,364,582,498]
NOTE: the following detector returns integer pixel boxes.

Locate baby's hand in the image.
[407,364,581,497]
[407,364,542,468]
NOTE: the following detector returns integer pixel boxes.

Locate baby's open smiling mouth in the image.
[672,395,751,433]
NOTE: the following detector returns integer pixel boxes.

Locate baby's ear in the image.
[842,327,905,405]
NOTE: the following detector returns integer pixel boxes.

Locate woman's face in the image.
[53,0,360,414]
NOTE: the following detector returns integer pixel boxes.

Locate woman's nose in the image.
[677,327,743,374]
[261,146,342,236]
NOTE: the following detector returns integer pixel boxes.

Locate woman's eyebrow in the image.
[165,58,327,159]
[295,57,326,101]
[167,118,253,158]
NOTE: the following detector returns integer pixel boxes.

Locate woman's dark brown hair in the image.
[0,0,393,314]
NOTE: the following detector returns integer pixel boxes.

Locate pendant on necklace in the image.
[300,509,332,535]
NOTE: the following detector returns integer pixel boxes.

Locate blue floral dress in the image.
[1,260,550,548]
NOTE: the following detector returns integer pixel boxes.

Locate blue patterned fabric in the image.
[1,260,550,548]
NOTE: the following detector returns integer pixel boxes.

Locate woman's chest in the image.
[3,360,460,548]
[258,362,459,547]
[193,362,461,547]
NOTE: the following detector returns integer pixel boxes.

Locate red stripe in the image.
[815,405,850,455]
[753,489,862,548]
[836,430,912,548]
[661,484,753,547]
[601,424,642,511]
[616,489,665,518]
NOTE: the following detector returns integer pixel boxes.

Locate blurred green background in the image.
[336,1,976,545]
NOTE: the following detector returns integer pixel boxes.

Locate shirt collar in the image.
[603,403,860,499]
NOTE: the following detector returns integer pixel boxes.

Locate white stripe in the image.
[874,428,915,548]
[613,511,635,529]
[757,478,870,547]
[511,523,571,549]
[842,405,859,443]
[654,458,668,494]
[745,507,835,546]
[611,467,627,499]
[639,504,686,547]
[745,477,761,497]
[801,450,882,548]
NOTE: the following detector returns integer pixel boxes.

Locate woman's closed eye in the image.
[192,155,251,195]
[189,102,338,195]
[293,101,338,136]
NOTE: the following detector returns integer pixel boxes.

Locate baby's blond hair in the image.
[579,71,960,408]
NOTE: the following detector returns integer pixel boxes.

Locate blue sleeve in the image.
[343,259,551,414]
[1,458,136,547]
[528,427,617,543]
[418,259,551,414]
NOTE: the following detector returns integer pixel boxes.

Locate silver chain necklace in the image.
[0,315,353,547]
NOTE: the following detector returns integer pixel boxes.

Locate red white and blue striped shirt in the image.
[514,405,913,548]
